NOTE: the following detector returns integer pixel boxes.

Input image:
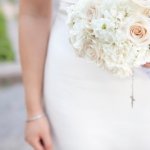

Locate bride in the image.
[19,0,150,150]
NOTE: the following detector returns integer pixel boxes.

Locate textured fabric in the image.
[43,0,150,149]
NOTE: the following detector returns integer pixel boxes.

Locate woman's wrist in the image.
[26,113,46,123]
[26,109,45,118]
[25,96,45,117]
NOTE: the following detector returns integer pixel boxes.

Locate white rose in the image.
[86,48,98,60]
[79,0,101,22]
[86,4,100,22]
[132,0,150,8]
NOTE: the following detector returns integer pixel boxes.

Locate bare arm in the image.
[19,1,53,150]
[19,0,52,117]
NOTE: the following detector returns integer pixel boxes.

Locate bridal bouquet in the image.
[66,0,150,77]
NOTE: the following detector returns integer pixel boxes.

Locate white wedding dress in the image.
[43,0,150,149]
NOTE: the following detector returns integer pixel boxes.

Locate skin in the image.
[18,0,150,149]
[19,0,52,150]
[143,62,150,68]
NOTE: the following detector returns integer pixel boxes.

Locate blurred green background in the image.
[0,10,15,62]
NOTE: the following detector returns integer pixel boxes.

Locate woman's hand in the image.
[25,116,53,150]
[142,62,150,68]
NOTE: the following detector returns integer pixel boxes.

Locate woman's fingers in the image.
[25,130,53,150]
[27,137,44,150]
[24,117,53,150]
[42,131,53,150]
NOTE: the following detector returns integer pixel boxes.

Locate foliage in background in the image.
[8,0,18,4]
[0,10,15,62]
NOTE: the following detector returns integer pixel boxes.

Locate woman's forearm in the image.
[19,0,52,117]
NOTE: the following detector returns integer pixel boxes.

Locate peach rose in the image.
[127,19,150,45]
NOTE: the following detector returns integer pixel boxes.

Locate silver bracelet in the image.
[26,113,45,123]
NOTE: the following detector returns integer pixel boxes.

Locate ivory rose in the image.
[86,48,98,60]
[86,4,100,22]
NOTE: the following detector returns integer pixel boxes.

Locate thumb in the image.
[42,132,53,150]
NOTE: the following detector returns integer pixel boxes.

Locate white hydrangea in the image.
[66,0,150,77]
